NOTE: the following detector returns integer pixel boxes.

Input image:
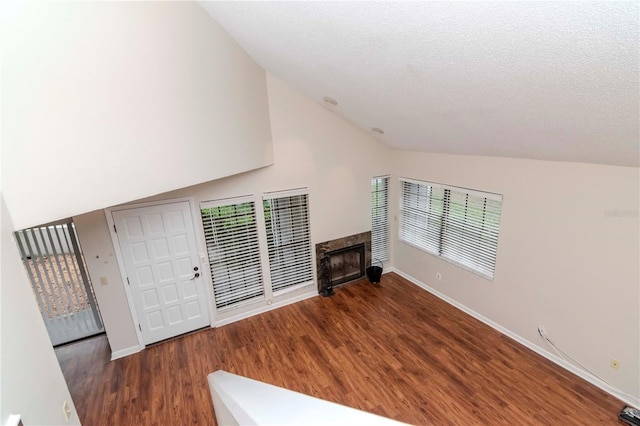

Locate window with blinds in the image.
[399,180,443,254]
[371,176,390,262]
[399,178,502,279]
[263,190,314,294]
[201,199,265,309]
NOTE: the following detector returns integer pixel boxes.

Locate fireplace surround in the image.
[315,231,371,296]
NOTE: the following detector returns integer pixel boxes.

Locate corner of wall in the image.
[73,210,139,355]
[1,195,80,424]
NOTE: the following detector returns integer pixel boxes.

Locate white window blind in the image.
[371,176,390,262]
[399,178,502,279]
[399,180,443,254]
[263,190,313,293]
[201,198,265,309]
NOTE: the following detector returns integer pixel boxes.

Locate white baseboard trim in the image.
[111,344,142,361]
[108,292,318,359]
[393,269,640,408]
[215,291,318,327]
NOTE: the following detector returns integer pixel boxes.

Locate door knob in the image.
[190,272,200,280]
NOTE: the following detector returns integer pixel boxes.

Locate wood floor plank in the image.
[55,272,624,425]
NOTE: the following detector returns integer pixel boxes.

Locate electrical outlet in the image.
[436,272,442,281]
[99,276,108,286]
[610,359,621,370]
[63,400,71,420]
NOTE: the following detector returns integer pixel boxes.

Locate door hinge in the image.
[138,324,142,332]
[113,224,117,233]
[126,277,130,285]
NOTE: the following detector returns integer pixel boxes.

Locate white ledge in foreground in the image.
[208,370,409,426]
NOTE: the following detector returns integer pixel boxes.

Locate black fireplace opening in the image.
[326,243,365,287]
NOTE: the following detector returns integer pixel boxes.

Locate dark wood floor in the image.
[56,273,623,425]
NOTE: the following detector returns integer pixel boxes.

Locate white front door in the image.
[112,201,210,345]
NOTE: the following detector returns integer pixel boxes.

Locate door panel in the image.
[113,201,209,345]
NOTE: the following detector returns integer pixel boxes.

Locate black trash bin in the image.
[366,259,383,284]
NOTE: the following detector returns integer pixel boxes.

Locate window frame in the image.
[262,188,314,296]
[371,175,390,262]
[200,195,266,311]
[399,178,503,280]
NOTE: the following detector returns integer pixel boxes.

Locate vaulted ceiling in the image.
[201,2,639,167]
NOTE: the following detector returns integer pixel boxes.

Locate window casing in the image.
[399,178,502,279]
[201,198,265,309]
[371,176,390,262]
[201,189,314,312]
[263,190,314,294]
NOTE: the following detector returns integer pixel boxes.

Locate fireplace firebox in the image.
[327,244,365,285]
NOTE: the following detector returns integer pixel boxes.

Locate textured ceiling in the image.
[201,2,639,167]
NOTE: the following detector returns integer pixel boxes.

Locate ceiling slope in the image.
[201,1,639,167]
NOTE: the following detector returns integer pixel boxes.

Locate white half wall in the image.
[1,195,80,425]
[2,1,273,230]
[392,151,639,400]
[73,74,392,354]
[208,370,407,425]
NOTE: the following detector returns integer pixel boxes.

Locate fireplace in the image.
[316,231,371,296]
[327,243,365,285]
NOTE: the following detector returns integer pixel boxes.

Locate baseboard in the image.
[111,345,141,361]
[215,290,318,327]
[393,269,640,408]
[108,292,318,359]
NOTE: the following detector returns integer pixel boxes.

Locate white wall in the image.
[74,74,391,354]
[73,211,139,358]
[166,74,391,243]
[392,152,639,401]
[2,1,273,231]
[1,195,80,425]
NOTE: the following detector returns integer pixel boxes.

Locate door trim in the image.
[105,197,216,350]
